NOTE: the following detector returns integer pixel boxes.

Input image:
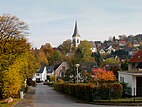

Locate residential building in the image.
[33,64,47,82]
[118,50,142,96]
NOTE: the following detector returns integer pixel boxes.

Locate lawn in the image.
[0,98,20,107]
[93,97,142,106]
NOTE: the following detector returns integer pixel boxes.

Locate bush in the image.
[27,78,36,86]
[121,82,132,97]
[54,82,123,101]
[1,69,22,98]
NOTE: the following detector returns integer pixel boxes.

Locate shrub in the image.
[121,82,132,97]
[54,82,123,101]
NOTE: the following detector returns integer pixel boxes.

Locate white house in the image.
[33,64,47,82]
[118,50,142,96]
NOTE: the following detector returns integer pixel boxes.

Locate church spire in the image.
[72,21,80,47]
[72,21,80,37]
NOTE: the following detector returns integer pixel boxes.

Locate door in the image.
[136,77,142,96]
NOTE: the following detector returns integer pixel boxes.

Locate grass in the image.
[0,98,20,107]
[93,97,142,106]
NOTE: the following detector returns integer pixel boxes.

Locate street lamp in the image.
[75,64,80,84]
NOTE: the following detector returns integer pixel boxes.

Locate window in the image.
[62,66,65,70]
[36,78,40,82]
[73,39,76,44]
[120,76,124,82]
[77,39,79,43]
[36,74,40,76]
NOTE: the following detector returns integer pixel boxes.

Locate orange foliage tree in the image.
[92,68,116,82]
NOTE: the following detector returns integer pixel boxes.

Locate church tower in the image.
[72,21,80,47]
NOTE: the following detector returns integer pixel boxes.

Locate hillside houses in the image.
[90,34,142,60]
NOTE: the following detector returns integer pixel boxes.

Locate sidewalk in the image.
[13,88,35,107]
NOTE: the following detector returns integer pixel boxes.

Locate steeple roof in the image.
[72,21,80,37]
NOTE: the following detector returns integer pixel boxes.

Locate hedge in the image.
[54,83,123,101]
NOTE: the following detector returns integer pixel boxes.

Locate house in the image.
[133,40,140,47]
[118,50,142,96]
[104,45,115,54]
[99,49,106,54]
[54,61,69,78]
[32,64,47,82]
[128,47,139,56]
[119,40,127,46]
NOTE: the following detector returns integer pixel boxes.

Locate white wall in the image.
[118,71,136,96]
[32,66,47,82]
[41,67,47,82]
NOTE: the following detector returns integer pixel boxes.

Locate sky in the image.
[0,0,142,48]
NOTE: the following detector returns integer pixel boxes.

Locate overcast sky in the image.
[0,0,142,48]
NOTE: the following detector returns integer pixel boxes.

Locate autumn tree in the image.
[0,14,38,98]
[36,50,48,65]
[0,14,29,72]
[40,43,54,65]
[92,68,116,82]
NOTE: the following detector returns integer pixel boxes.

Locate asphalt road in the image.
[32,83,142,107]
[32,83,98,107]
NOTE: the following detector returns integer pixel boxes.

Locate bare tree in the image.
[0,14,28,40]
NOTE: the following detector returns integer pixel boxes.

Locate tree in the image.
[0,14,28,39]
[101,57,120,78]
[113,36,116,41]
[92,68,116,82]
[63,55,77,83]
[58,39,71,55]
[77,40,93,62]
[53,50,63,62]
[1,60,21,98]
[40,43,54,65]
[0,14,29,72]
[0,14,38,98]
[101,57,120,67]
[121,61,128,70]
[92,51,102,67]
[36,51,48,65]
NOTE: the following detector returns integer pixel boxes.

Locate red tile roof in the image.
[129,50,142,63]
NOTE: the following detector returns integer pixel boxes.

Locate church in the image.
[71,21,80,47]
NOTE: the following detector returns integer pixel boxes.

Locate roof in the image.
[72,21,80,37]
[129,50,142,63]
[46,66,54,73]
[36,64,45,73]
[54,63,61,71]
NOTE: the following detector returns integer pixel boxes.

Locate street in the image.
[14,83,142,107]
